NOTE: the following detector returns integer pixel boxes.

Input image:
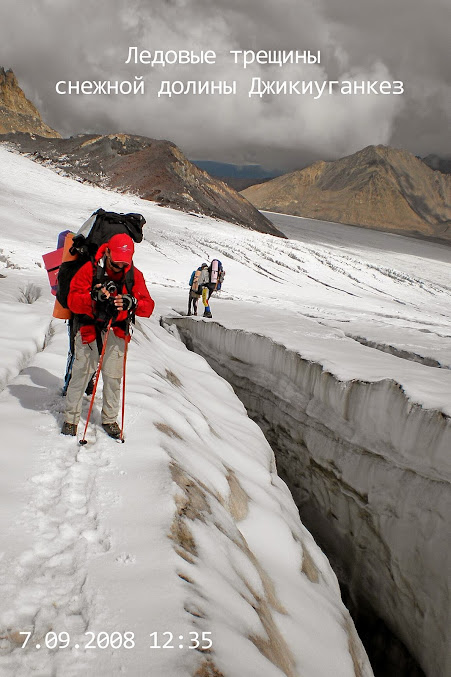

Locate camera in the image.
[104,280,118,296]
[96,280,117,301]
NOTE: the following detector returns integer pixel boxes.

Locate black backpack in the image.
[56,208,145,309]
[82,209,145,248]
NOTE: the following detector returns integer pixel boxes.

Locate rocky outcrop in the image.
[242,145,451,241]
[0,68,60,138]
[163,316,451,677]
[0,131,284,237]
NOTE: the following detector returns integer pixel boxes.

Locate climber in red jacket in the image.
[61,233,154,439]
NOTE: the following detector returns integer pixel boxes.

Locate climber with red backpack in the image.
[61,233,154,441]
[46,208,148,396]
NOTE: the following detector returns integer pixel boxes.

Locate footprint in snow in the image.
[115,553,136,565]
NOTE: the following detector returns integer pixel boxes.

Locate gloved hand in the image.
[91,286,106,302]
[105,297,120,318]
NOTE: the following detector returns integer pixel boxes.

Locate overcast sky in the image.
[1,0,450,171]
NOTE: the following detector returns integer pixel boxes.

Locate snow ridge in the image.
[343,333,448,369]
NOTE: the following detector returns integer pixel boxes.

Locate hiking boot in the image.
[203,311,212,318]
[61,421,77,436]
[102,422,122,439]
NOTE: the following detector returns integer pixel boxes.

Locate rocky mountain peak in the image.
[242,144,451,241]
[0,67,60,137]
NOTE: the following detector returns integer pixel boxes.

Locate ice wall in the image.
[163,316,451,677]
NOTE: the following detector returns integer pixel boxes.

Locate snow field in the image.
[0,148,373,676]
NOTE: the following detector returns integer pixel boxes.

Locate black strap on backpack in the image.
[69,259,136,345]
[56,258,88,309]
[93,260,136,336]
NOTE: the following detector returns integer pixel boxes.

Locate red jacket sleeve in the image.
[132,268,154,318]
[67,262,95,317]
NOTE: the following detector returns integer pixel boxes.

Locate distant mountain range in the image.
[242,145,451,242]
[192,160,282,180]
[192,160,282,190]
[2,66,450,243]
[0,68,284,238]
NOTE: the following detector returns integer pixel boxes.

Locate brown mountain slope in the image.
[1,131,284,237]
[0,68,60,138]
[0,68,282,236]
[242,145,451,241]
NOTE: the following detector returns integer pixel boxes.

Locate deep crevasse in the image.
[163,315,451,677]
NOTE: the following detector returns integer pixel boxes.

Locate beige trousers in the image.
[64,330,125,425]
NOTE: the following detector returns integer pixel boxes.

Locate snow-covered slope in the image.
[2,146,450,676]
[0,148,373,677]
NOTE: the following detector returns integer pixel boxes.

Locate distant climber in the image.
[61,233,154,439]
[188,262,208,316]
[200,259,225,319]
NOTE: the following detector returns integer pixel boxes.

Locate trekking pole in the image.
[79,318,113,446]
[120,314,133,443]
[120,337,129,443]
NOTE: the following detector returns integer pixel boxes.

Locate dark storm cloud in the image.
[0,0,449,170]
